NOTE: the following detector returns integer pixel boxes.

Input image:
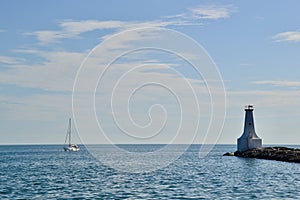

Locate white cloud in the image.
[0,29,6,33]
[0,56,25,65]
[26,4,235,44]
[60,20,126,33]
[1,10,231,143]
[252,80,300,87]
[273,31,300,42]
[0,51,86,91]
[189,5,235,20]
[25,30,67,44]
[70,28,226,144]
[165,4,236,21]
[227,89,300,118]
[26,20,175,45]
[221,88,300,144]
[0,94,71,121]
[26,20,130,44]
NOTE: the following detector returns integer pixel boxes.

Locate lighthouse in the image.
[237,105,262,152]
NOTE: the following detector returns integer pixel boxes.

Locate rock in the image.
[223,152,234,156]
[234,147,300,163]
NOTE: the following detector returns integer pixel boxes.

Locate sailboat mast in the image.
[68,118,71,146]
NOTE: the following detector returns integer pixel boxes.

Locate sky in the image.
[1,1,300,145]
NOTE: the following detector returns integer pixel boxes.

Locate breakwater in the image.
[234,147,300,163]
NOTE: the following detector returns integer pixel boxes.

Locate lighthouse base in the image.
[237,137,262,152]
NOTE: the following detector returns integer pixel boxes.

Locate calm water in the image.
[0,144,300,199]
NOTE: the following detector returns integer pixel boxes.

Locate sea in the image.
[0,144,299,199]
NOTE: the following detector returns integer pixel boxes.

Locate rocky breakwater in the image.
[234,147,300,163]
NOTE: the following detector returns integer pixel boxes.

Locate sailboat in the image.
[63,118,80,152]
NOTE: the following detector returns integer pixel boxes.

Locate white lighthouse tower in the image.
[237,105,262,152]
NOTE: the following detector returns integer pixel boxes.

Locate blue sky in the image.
[1,1,300,145]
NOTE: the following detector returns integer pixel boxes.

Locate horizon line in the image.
[0,143,299,146]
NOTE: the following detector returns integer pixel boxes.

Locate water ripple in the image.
[0,144,299,199]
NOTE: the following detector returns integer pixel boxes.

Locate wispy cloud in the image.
[0,56,25,65]
[0,29,6,33]
[165,4,236,21]
[188,5,236,20]
[0,94,71,121]
[0,4,232,135]
[252,80,300,87]
[25,20,175,45]
[227,88,300,119]
[272,31,300,43]
[25,20,130,44]
[0,51,85,91]
[26,4,235,44]
[25,30,67,44]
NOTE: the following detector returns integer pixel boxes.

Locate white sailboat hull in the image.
[64,144,80,152]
